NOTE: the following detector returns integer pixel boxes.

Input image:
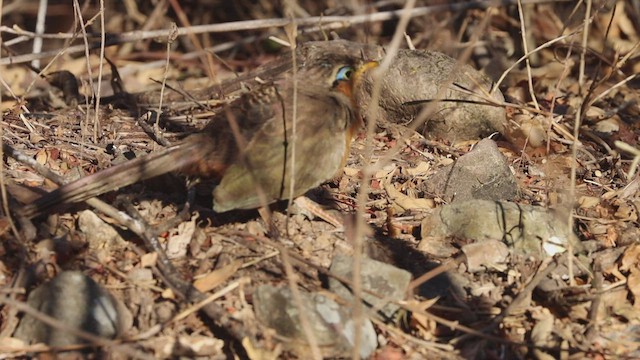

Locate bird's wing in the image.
[212,88,353,212]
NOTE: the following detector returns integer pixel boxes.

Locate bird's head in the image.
[331,61,379,101]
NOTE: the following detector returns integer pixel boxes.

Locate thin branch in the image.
[0,1,567,66]
[491,30,581,94]
[517,0,540,110]
[31,0,47,69]
[578,0,592,89]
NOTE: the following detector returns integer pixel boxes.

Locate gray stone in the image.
[356,48,506,141]
[253,285,377,359]
[15,271,125,346]
[329,254,412,319]
[77,210,127,250]
[217,40,505,142]
[422,138,519,202]
[420,200,583,258]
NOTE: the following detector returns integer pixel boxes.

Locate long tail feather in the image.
[20,140,206,218]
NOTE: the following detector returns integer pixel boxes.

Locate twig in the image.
[585,259,603,341]
[615,141,640,179]
[452,255,560,345]
[0,1,563,66]
[135,111,172,147]
[167,0,217,80]
[155,23,178,138]
[350,0,417,356]
[31,0,47,69]
[72,0,94,160]
[93,0,106,142]
[578,0,592,89]
[491,30,581,94]
[517,0,540,110]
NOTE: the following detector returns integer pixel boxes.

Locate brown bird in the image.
[20,51,378,218]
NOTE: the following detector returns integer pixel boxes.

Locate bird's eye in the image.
[335,66,354,81]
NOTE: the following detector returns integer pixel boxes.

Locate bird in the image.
[19,50,378,218]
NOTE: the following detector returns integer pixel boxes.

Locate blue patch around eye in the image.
[335,66,354,81]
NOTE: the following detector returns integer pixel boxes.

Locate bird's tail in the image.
[20,140,207,219]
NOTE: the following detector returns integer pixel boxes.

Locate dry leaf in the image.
[35,149,48,165]
[161,288,175,300]
[343,167,360,177]
[404,161,430,176]
[193,260,242,293]
[384,179,434,211]
[620,243,640,272]
[578,196,600,209]
[243,337,282,360]
[140,252,158,268]
[407,298,439,341]
[628,268,640,308]
[166,215,198,259]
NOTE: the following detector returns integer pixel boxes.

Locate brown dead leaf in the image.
[407,298,439,341]
[140,252,158,268]
[530,309,555,360]
[618,244,640,307]
[0,217,10,238]
[404,161,430,176]
[193,260,242,293]
[628,268,640,308]
[343,166,360,177]
[614,200,638,221]
[370,345,404,360]
[243,336,282,360]
[605,226,619,248]
[162,288,175,300]
[578,196,600,209]
[620,243,640,272]
[35,149,48,165]
[166,215,198,259]
[28,132,45,144]
[384,177,434,211]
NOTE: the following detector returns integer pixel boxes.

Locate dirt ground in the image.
[1,1,640,359]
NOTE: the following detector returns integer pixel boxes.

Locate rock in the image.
[461,239,510,273]
[253,284,377,359]
[14,271,126,346]
[329,254,412,319]
[77,210,127,250]
[422,138,519,202]
[356,47,506,141]
[420,200,583,258]
[200,40,506,142]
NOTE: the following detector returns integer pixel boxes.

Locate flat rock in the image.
[77,210,127,250]
[420,200,583,258]
[253,284,377,359]
[329,254,412,319]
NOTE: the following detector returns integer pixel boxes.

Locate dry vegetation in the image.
[1,0,640,359]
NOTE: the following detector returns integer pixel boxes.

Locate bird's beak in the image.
[353,61,379,84]
[335,61,379,100]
